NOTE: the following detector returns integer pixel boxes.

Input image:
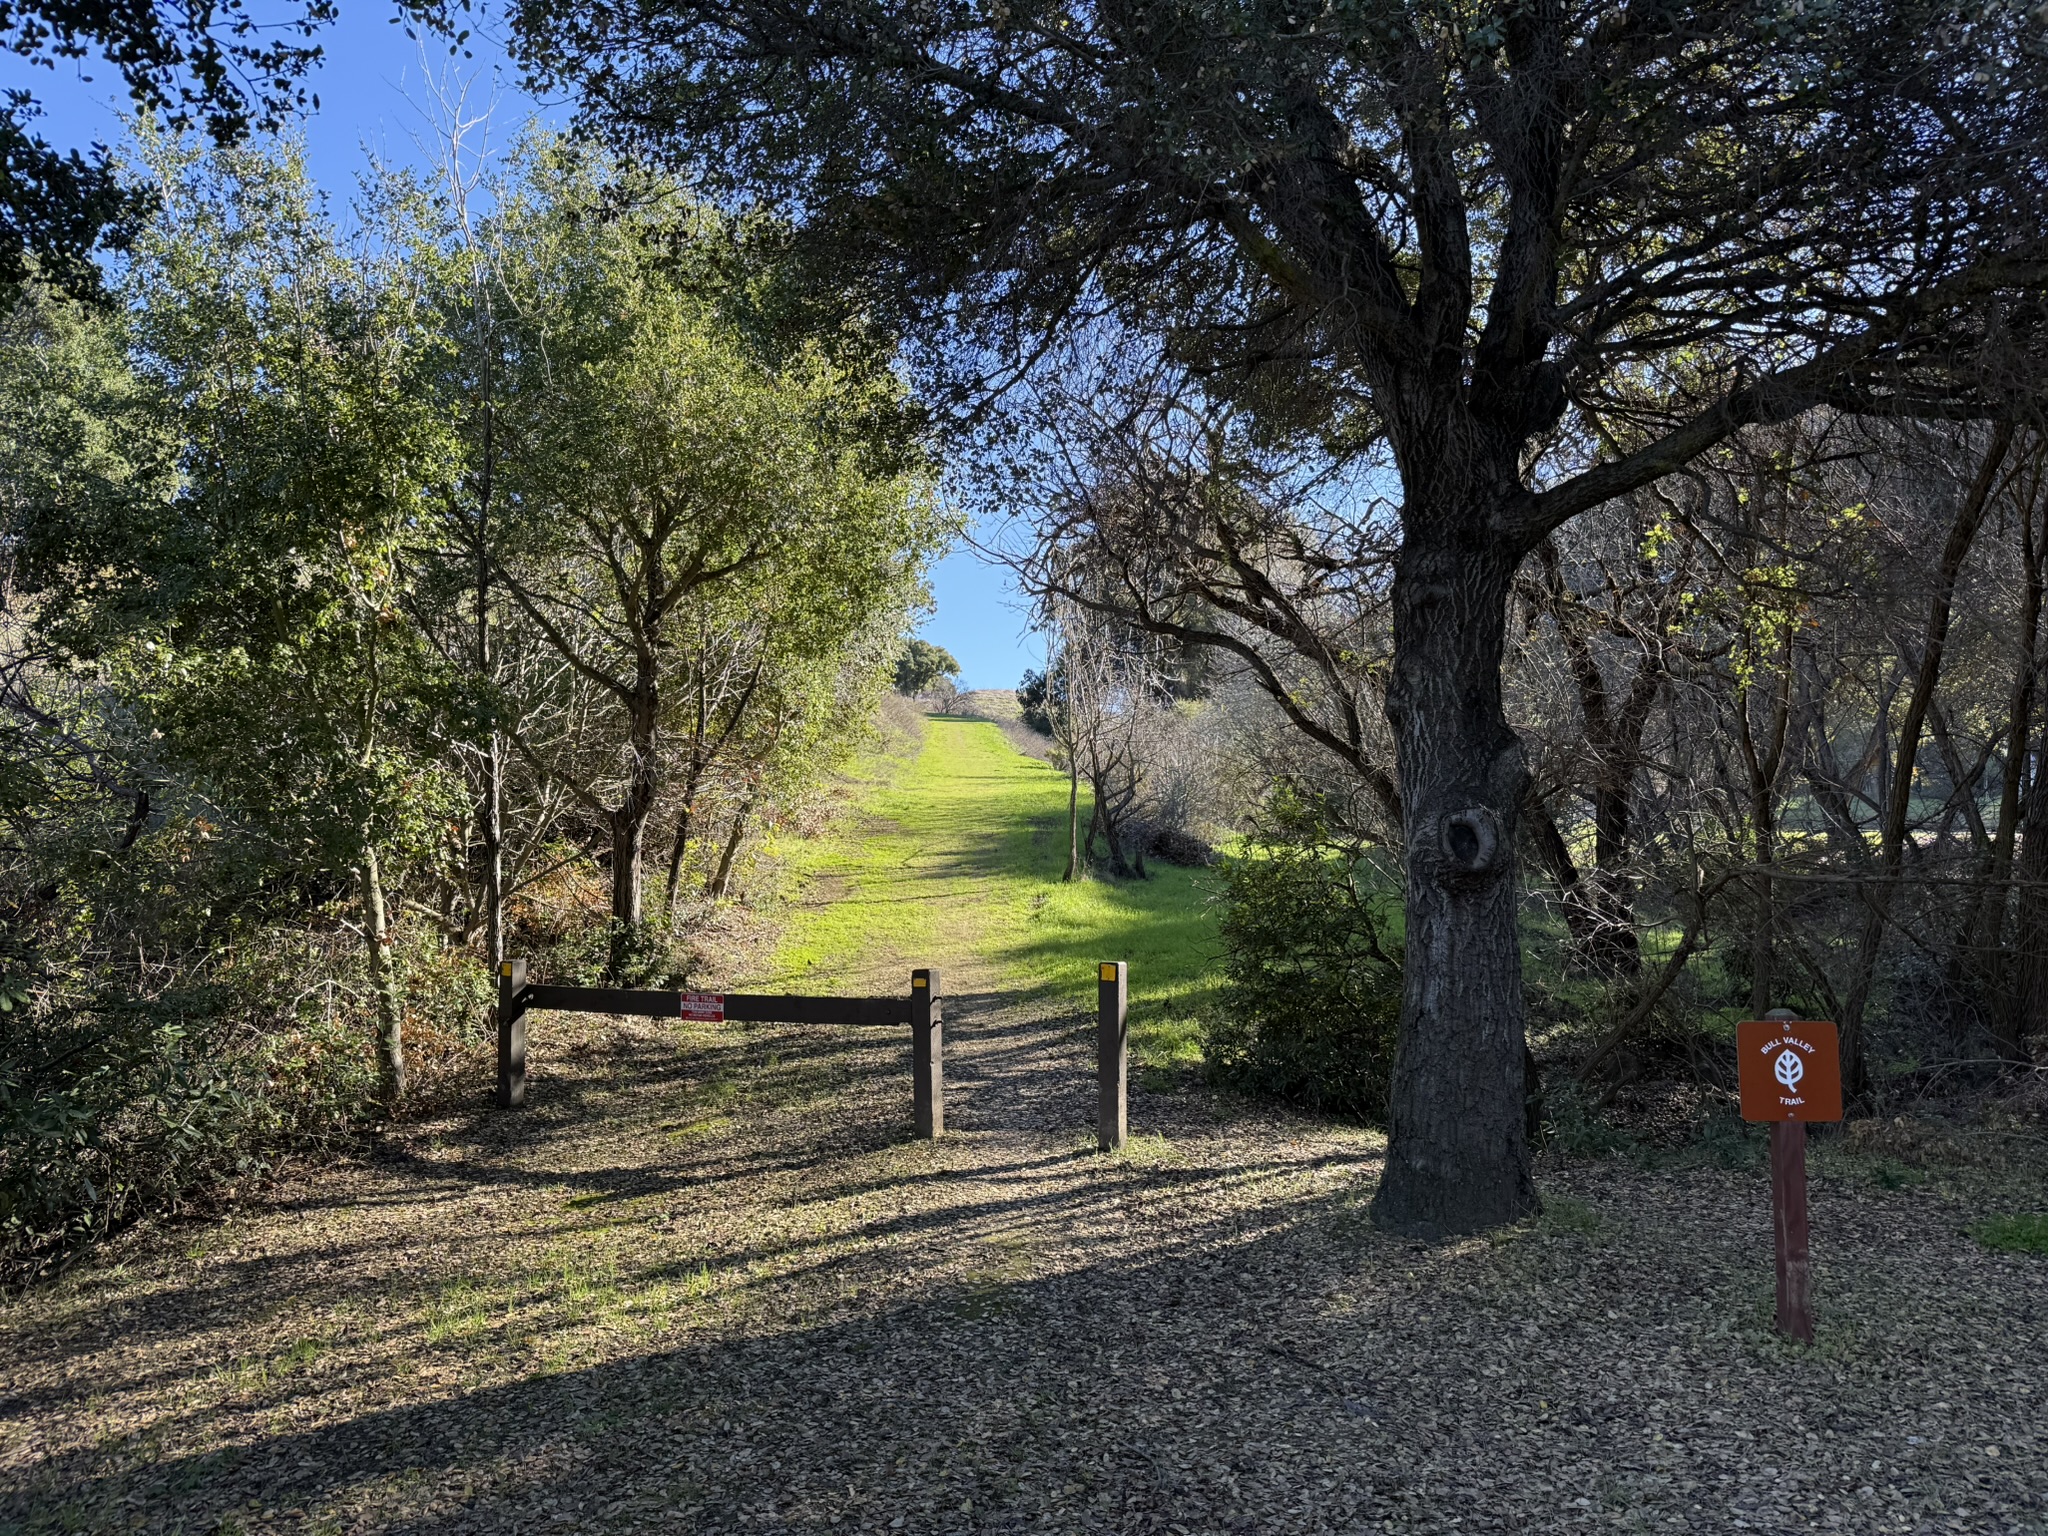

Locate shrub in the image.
[0,970,378,1271]
[1142,821,1216,867]
[1203,840,1402,1120]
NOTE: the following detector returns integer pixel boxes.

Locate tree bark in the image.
[662,755,708,928]
[482,733,504,969]
[705,794,756,898]
[2009,714,2048,1049]
[476,358,505,973]
[1973,455,2044,1058]
[1062,754,1080,883]
[1369,514,1538,1237]
[360,844,405,1101]
[608,662,660,979]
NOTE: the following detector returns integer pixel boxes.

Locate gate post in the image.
[1098,961,1128,1151]
[497,958,528,1109]
[911,968,942,1138]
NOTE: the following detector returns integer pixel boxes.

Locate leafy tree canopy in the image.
[895,637,961,696]
[2,0,334,300]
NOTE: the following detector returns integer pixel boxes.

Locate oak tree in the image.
[506,0,2048,1232]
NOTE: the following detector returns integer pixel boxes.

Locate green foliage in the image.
[0,0,333,301]
[1971,1213,2048,1256]
[0,129,954,1266]
[1203,826,1402,1121]
[0,767,385,1270]
[13,135,467,882]
[0,983,374,1263]
[894,637,960,697]
[1016,663,1062,736]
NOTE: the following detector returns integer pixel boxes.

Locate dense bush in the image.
[0,984,376,1266]
[1203,836,1402,1120]
[0,904,498,1276]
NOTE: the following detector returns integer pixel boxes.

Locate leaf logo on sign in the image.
[1774,1049,1805,1091]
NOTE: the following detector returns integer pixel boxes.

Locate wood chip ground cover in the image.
[2,994,2043,1535]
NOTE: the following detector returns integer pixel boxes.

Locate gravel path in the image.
[2,979,2044,1536]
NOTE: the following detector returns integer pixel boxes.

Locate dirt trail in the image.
[3,726,2045,1534]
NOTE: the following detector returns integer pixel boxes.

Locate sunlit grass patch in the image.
[663,1115,733,1141]
[1971,1212,2048,1256]
[1109,1131,1182,1166]
[215,1332,332,1394]
[757,715,1226,1061]
[425,1279,493,1345]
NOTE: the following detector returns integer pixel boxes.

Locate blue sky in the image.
[4,2,1039,690]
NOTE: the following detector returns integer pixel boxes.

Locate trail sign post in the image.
[1097,961,1128,1152]
[497,958,528,1109]
[1737,1014,1843,1344]
[911,968,942,1139]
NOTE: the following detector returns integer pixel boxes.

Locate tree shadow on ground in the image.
[7,1000,2042,1536]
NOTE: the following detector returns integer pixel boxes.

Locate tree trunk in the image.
[706,795,756,898]
[608,674,660,980]
[662,756,709,931]
[1532,539,1649,976]
[1094,771,1134,878]
[482,734,504,969]
[1522,792,1614,961]
[2009,716,2048,1048]
[1584,766,1643,976]
[1062,755,1080,882]
[1369,519,1537,1237]
[360,844,405,1101]
[1977,464,2044,1058]
[611,805,648,928]
[476,337,505,972]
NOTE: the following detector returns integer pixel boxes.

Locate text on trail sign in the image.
[678,992,725,1022]
[1736,1019,1843,1123]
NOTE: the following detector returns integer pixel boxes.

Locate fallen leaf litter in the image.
[1,988,2042,1535]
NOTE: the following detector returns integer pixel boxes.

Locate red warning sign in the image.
[1737,1019,1843,1123]
[678,991,725,1022]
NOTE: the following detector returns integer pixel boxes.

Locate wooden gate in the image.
[494,960,943,1137]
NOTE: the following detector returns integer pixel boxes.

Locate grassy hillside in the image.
[748,712,1223,1068]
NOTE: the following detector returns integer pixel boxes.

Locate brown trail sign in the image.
[496,961,942,1137]
[1737,1013,1843,1344]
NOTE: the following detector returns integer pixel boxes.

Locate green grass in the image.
[1971,1213,2048,1256]
[753,714,1224,1066]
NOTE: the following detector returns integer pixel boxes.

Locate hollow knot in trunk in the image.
[1436,807,1505,889]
